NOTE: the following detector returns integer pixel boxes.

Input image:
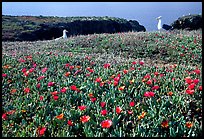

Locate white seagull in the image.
[156,16,173,32]
[54,29,68,41]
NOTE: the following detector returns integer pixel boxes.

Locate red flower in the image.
[78,105,86,111]
[19,58,26,63]
[188,83,195,90]
[100,102,106,108]
[33,63,37,68]
[144,92,155,97]
[50,91,59,95]
[95,77,102,83]
[69,66,75,70]
[118,86,125,91]
[80,115,90,123]
[67,120,74,126]
[154,72,159,76]
[100,82,105,87]
[186,89,195,95]
[2,113,7,120]
[90,97,97,102]
[48,82,55,87]
[40,96,44,101]
[53,95,59,101]
[194,69,200,75]
[185,77,192,84]
[60,87,67,93]
[139,61,144,65]
[37,127,46,136]
[37,76,45,81]
[101,120,112,128]
[104,63,111,69]
[129,101,135,107]
[116,106,122,114]
[24,87,30,93]
[41,67,48,73]
[56,113,64,120]
[144,74,151,79]
[132,61,137,65]
[22,68,27,73]
[193,79,199,84]
[152,85,159,90]
[123,69,128,74]
[113,81,119,86]
[29,68,35,73]
[146,80,152,85]
[101,110,108,116]
[70,85,77,91]
[65,63,70,68]
[199,86,202,91]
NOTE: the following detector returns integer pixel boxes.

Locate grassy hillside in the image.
[2,30,202,137]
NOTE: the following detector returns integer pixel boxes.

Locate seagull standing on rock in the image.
[156,16,173,32]
[54,29,68,41]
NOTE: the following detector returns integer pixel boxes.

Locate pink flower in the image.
[48,82,55,87]
[139,61,144,66]
[2,113,7,120]
[104,63,111,69]
[132,61,137,65]
[199,86,202,91]
[123,69,128,74]
[65,63,70,68]
[60,87,67,93]
[144,92,155,97]
[101,120,112,128]
[152,85,159,90]
[41,67,48,73]
[194,69,200,75]
[33,63,37,68]
[38,127,46,136]
[67,120,74,126]
[37,76,45,81]
[29,68,35,73]
[36,83,41,89]
[146,80,152,85]
[90,97,97,102]
[101,110,108,116]
[100,102,106,108]
[19,58,26,63]
[24,87,30,93]
[193,79,199,84]
[40,96,44,101]
[95,77,102,83]
[188,83,195,90]
[22,68,27,73]
[2,73,7,77]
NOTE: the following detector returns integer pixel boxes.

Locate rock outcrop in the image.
[171,14,202,30]
[2,15,146,41]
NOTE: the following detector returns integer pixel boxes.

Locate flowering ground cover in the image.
[2,30,202,137]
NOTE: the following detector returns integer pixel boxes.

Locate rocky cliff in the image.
[171,14,202,30]
[2,15,146,41]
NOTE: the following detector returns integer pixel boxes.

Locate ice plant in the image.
[116,106,122,114]
[48,82,55,87]
[56,113,64,120]
[104,63,111,69]
[144,92,155,97]
[101,120,112,128]
[41,67,48,73]
[101,110,108,116]
[78,105,86,111]
[100,102,106,108]
[70,85,78,91]
[67,120,74,126]
[161,120,169,128]
[37,127,46,136]
[24,87,30,93]
[2,113,7,120]
[129,101,135,107]
[118,86,125,91]
[186,122,193,128]
[80,115,90,123]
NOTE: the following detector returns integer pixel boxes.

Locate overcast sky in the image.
[2,2,202,31]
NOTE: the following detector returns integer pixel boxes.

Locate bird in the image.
[54,29,68,41]
[156,16,173,32]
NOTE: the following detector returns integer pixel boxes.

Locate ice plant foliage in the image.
[2,30,202,137]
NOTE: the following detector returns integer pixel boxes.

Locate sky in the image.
[2,2,202,31]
